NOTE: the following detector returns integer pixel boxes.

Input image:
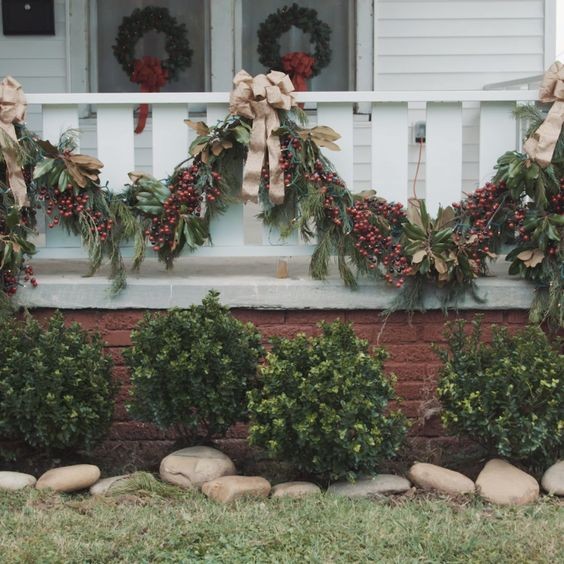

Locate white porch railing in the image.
[26,90,537,260]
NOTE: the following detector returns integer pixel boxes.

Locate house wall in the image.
[0,1,551,196]
[375,0,547,91]
[23,307,531,468]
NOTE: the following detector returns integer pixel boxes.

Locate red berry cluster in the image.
[39,185,113,240]
[146,164,221,252]
[511,178,563,258]
[454,182,512,261]
[1,264,36,296]
[261,136,300,192]
[347,198,410,286]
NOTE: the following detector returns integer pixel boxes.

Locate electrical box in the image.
[2,0,55,36]
[414,121,426,144]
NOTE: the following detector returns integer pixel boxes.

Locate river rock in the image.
[408,463,475,495]
[271,481,321,498]
[202,476,271,503]
[90,475,132,496]
[541,461,564,496]
[160,446,236,489]
[36,464,101,493]
[0,471,37,491]
[476,459,539,506]
[327,474,411,498]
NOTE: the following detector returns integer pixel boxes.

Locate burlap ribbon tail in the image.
[229,70,297,205]
[0,76,28,207]
[523,61,564,168]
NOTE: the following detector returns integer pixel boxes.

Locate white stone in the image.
[476,459,539,506]
[541,461,564,496]
[160,446,236,489]
[271,481,321,498]
[327,475,411,498]
[0,471,37,491]
[408,463,475,495]
[36,464,101,493]
[202,475,271,503]
[89,475,132,496]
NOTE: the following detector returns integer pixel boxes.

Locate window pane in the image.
[97,0,207,92]
[241,0,352,91]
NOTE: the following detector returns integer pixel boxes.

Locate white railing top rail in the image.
[26,90,539,105]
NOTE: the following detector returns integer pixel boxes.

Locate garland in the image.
[257,3,331,81]
[0,70,562,330]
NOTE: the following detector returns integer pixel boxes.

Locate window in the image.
[95,0,208,92]
[240,0,354,91]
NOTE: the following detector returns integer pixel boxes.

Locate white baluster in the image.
[152,104,189,180]
[426,102,463,214]
[206,104,245,247]
[316,102,354,189]
[479,102,517,185]
[371,102,409,204]
[97,105,134,192]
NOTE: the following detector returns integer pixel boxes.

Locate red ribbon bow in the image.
[130,56,168,134]
[281,51,315,92]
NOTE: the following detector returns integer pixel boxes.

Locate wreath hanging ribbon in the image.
[229,70,297,205]
[130,56,169,134]
[523,61,564,167]
[0,76,29,208]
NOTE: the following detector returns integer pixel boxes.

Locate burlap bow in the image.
[0,76,28,207]
[523,61,564,168]
[229,70,297,205]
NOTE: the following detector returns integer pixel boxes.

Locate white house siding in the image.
[375,0,547,196]
[0,0,549,200]
[0,0,68,133]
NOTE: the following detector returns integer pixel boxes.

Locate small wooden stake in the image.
[276,259,289,279]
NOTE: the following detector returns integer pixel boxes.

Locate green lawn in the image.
[0,486,562,563]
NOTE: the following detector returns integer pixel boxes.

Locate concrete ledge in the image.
[14,258,534,310]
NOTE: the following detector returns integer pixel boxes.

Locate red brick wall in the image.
[27,308,530,467]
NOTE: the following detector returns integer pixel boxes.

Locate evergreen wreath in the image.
[112,6,192,82]
[257,3,331,77]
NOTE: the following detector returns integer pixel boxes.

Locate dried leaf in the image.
[298,126,341,151]
[68,154,104,170]
[128,171,152,184]
[185,120,209,136]
[517,248,544,268]
[190,143,207,157]
[406,202,424,229]
[412,249,427,264]
[211,140,224,157]
[435,206,455,230]
[434,256,448,275]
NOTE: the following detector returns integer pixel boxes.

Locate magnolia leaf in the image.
[433,256,448,275]
[128,171,153,184]
[65,161,87,188]
[69,154,104,171]
[232,126,251,145]
[411,249,427,264]
[435,206,455,230]
[211,140,224,156]
[356,189,377,200]
[222,140,233,150]
[184,120,209,136]
[32,158,55,180]
[36,139,59,156]
[517,248,544,268]
[406,204,426,231]
[298,125,341,151]
[189,142,207,157]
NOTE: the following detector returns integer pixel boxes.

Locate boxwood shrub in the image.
[247,320,408,482]
[125,291,264,441]
[435,318,563,463]
[0,312,115,458]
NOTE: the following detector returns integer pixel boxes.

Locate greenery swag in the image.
[257,3,332,77]
[0,79,562,330]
